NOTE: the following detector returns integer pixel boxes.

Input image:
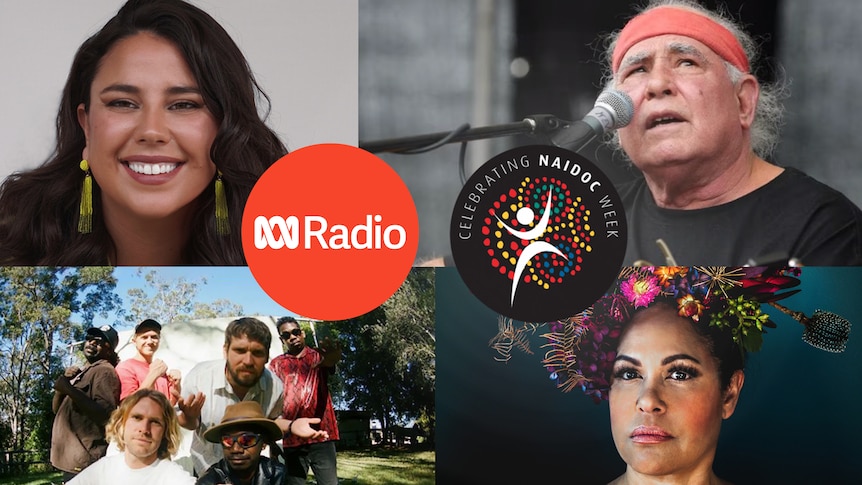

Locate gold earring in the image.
[215,170,229,235]
[78,160,92,234]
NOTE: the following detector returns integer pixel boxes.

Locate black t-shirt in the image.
[618,167,862,265]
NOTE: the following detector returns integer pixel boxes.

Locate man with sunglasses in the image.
[270,317,342,485]
[196,401,286,485]
[51,325,121,482]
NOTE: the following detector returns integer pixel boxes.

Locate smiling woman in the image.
[0,0,288,265]
[80,32,220,240]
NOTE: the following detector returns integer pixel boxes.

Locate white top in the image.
[67,454,195,484]
[182,359,284,475]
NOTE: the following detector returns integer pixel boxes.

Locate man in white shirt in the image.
[68,388,195,484]
[177,317,328,476]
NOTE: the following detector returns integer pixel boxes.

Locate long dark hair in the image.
[0,0,287,265]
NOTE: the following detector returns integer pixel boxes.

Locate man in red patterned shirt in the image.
[269,317,342,485]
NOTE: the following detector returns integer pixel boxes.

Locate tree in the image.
[124,269,244,325]
[192,299,245,319]
[332,268,435,444]
[379,267,435,435]
[0,267,120,456]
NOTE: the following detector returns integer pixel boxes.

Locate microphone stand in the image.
[359,114,575,154]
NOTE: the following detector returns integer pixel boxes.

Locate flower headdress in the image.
[542,266,813,402]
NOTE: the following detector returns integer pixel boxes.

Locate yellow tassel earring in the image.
[215,170,229,235]
[78,159,93,234]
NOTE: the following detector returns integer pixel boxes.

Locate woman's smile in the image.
[122,156,184,184]
[77,31,218,222]
[123,155,183,178]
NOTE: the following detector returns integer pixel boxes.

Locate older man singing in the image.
[607,0,862,265]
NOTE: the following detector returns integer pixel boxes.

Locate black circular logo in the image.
[450,145,627,322]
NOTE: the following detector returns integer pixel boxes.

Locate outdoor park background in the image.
[0,267,434,484]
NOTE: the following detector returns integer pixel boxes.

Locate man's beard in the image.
[227,363,260,387]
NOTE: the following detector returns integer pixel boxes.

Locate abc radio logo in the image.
[450,145,626,322]
[253,214,407,250]
[243,144,418,320]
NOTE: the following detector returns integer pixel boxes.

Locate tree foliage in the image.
[0,267,120,455]
[329,268,435,439]
[124,269,244,325]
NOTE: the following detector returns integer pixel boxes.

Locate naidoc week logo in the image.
[242,144,419,321]
[450,145,627,322]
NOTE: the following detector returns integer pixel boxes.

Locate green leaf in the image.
[742,329,764,353]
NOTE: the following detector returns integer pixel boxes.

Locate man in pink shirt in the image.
[116,319,181,404]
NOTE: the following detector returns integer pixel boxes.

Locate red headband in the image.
[612,6,749,75]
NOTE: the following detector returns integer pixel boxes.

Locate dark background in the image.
[436,267,862,483]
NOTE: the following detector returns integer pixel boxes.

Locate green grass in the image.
[0,448,435,485]
[335,448,435,485]
[0,471,61,485]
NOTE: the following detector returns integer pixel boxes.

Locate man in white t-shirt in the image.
[68,388,194,484]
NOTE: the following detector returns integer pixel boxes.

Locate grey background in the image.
[359,0,515,264]
[777,0,862,208]
[0,0,358,177]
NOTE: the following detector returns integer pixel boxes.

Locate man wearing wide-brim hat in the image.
[195,402,286,485]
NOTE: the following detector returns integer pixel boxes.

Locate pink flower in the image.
[621,274,660,308]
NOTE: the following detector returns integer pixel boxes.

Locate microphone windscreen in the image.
[802,310,851,353]
[596,89,634,129]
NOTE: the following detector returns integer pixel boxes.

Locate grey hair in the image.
[600,0,787,160]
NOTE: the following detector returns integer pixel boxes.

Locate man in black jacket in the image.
[196,401,286,485]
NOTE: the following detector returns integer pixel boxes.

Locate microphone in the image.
[358,89,633,155]
[550,89,635,152]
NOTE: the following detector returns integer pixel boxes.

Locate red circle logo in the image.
[242,144,419,320]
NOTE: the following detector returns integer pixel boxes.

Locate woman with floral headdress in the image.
[543,266,801,484]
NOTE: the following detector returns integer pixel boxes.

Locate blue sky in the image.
[92,266,298,330]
